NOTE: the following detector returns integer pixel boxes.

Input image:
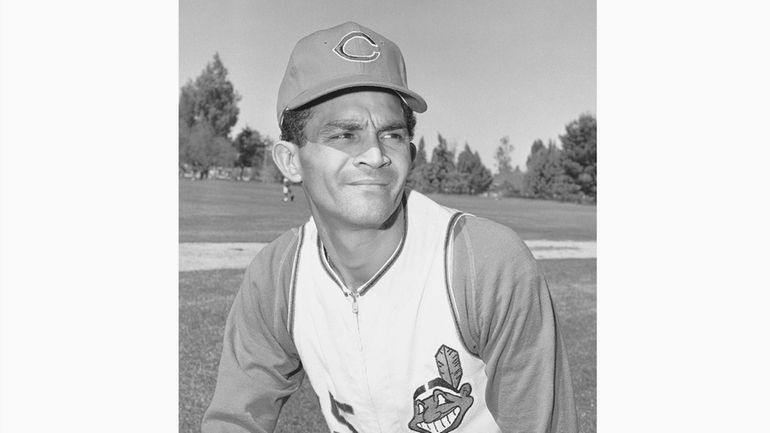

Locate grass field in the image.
[180,180,596,242]
[179,179,596,433]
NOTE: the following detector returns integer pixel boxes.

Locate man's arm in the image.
[202,230,304,433]
[451,216,578,433]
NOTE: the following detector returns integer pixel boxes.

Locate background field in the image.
[179,179,596,433]
[180,180,596,243]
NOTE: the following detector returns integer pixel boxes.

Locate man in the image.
[203,22,577,433]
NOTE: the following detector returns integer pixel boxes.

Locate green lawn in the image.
[179,179,596,242]
[179,179,596,433]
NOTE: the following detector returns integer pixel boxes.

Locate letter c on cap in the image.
[333,31,381,63]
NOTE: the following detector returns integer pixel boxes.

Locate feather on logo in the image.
[435,345,463,390]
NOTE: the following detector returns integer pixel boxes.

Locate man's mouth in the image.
[416,407,461,433]
[349,179,389,187]
[350,178,388,184]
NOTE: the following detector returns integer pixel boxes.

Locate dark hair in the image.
[279,107,314,146]
[280,89,417,146]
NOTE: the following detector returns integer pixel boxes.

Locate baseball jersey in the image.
[202,190,577,433]
[292,191,498,433]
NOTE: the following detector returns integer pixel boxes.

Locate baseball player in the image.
[202,22,578,433]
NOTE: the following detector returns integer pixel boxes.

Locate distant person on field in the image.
[203,22,577,433]
[282,177,294,202]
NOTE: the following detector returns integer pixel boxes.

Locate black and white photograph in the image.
[2,1,769,433]
[179,1,595,432]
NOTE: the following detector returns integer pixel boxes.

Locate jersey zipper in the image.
[349,291,362,341]
[347,290,383,432]
[350,291,359,315]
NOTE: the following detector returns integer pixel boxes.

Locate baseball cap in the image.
[277,21,427,125]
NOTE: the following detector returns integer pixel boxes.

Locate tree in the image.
[523,139,579,200]
[455,143,474,175]
[413,136,427,167]
[181,53,241,138]
[494,165,525,197]
[180,123,238,177]
[233,127,273,180]
[443,171,470,194]
[560,113,597,200]
[408,135,493,195]
[179,53,242,178]
[179,83,197,130]
[456,143,493,194]
[429,133,456,193]
[528,139,546,161]
[494,136,514,174]
[407,137,433,192]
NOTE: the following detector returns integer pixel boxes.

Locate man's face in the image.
[297,90,412,230]
[408,383,474,433]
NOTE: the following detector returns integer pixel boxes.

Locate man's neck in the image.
[316,206,405,292]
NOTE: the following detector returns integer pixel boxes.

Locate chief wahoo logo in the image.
[407,345,474,433]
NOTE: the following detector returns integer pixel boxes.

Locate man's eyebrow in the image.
[317,120,407,136]
[377,121,407,132]
[318,120,364,135]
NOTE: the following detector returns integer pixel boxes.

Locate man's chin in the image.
[309,189,405,230]
[344,200,402,230]
[347,212,396,230]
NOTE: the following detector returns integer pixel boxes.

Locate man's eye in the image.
[331,133,354,140]
[382,133,405,142]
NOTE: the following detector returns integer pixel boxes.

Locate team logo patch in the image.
[333,31,381,62]
[408,345,474,433]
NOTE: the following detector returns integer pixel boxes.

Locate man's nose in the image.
[355,133,391,168]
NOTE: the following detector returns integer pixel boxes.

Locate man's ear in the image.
[272,140,303,183]
[409,142,416,162]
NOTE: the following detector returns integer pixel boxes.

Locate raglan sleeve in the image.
[451,216,578,433]
[202,236,304,433]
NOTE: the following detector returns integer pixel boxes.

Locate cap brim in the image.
[283,74,427,116]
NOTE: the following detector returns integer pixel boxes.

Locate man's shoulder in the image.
[454,214,535,268]
[243,226,303,289]
[448,214,542,357]
[408,191,530,262]
[254,227,302,261]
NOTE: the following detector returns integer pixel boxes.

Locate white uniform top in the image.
[292,191,499,433]
[202,189,578,433]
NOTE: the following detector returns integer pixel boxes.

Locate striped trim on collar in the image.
[316,196,409,298]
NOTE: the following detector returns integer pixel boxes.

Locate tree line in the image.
[492,114,597,204]
[179,53,281,182]
[521,114,596,203]
[407,135,494,195]
[179,54,596,203]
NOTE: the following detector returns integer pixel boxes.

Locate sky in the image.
[179,0,596,171]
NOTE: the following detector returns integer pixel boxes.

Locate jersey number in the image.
[329,392,358,433]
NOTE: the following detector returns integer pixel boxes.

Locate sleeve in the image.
[451,216,578,433]
[202,234,304,433]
